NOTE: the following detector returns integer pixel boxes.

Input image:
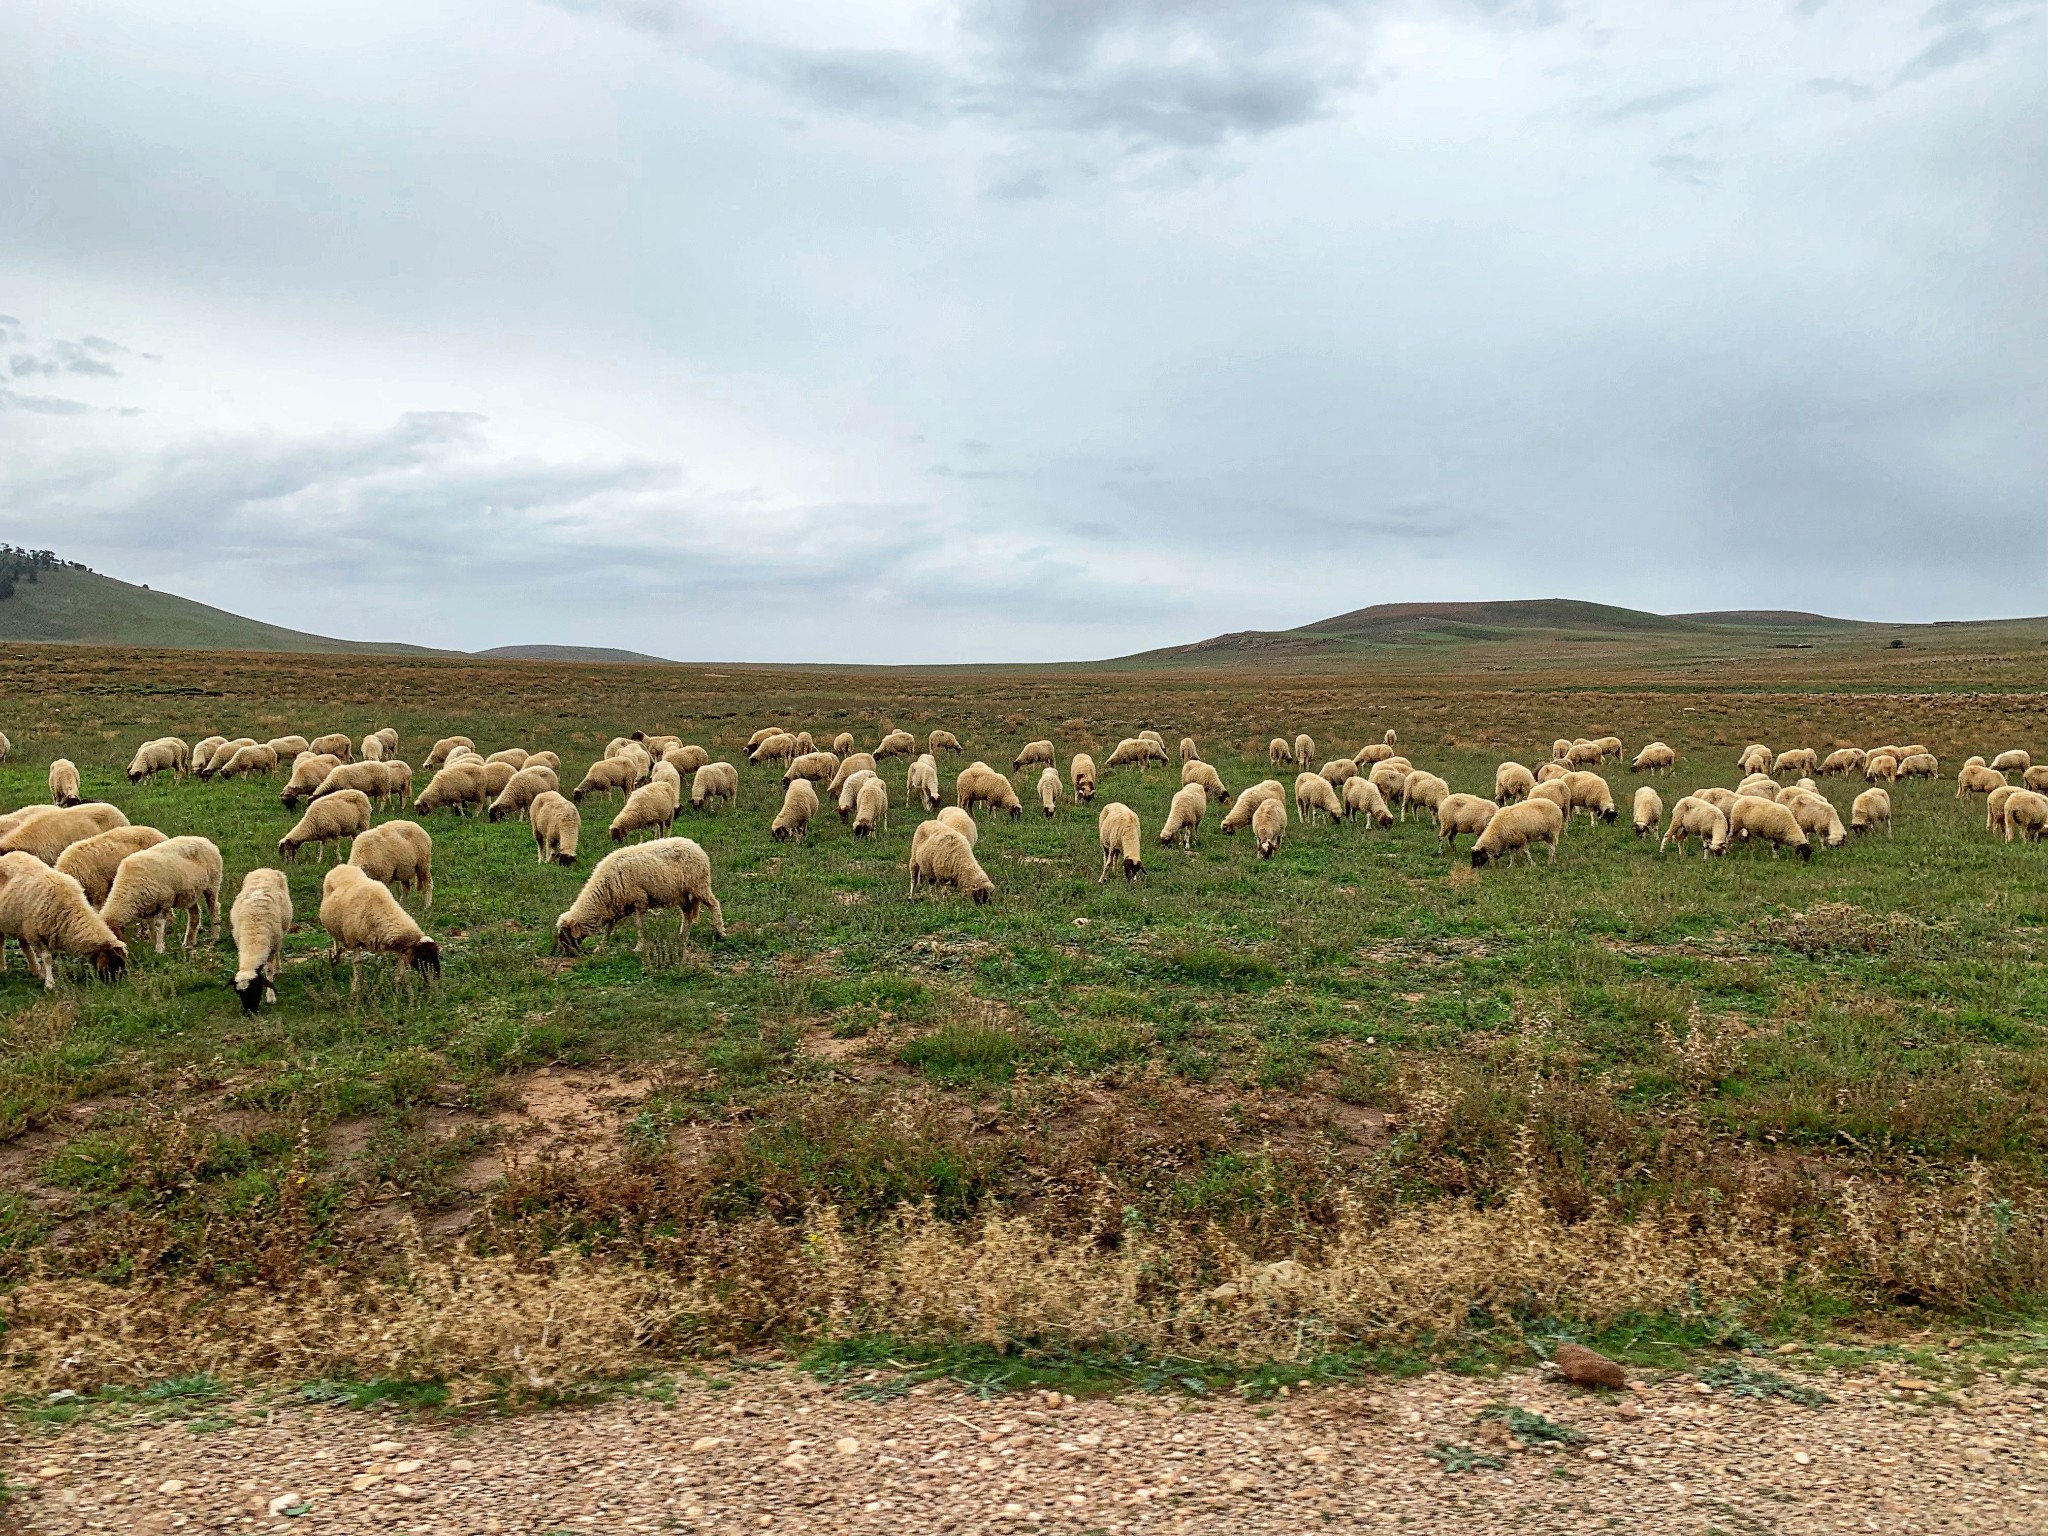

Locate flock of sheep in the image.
[0,718,2036,1005]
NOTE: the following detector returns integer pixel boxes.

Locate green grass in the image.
[0,567,436,653]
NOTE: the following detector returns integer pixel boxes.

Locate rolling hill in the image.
[475,645,677,665]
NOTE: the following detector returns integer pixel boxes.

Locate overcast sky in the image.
[1,0,2042,661]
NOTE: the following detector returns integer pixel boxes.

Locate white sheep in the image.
[0,852,127,987]
[311,759,398,809]
[229,867,292,1013]
[1220,779,1285,834]
[1343,775,1392,827]
[1367,760,1410,805]
[281,788,373,864]
[1737,744,1772,776]
[924,729,961,756]
[1896,752,1939,779]
[691,762,740,811]
[127,738,189,783]
[361,733,388,762]
[101,835,224,954]
[1992,749,2032,775]
[1987,784,2019,835]
[489,763,561,821]
[1594,736,1624,762]
[569,756,636,803]
[1494,762,1535,803]
[1529,779,1572,819]
[1295,772,1344,825]
[1631,742,1675,775]
[1037,766,1063,818]
[2004,789,2048,842]
[1469,799,1564,868]
[853,776,890,839]
[1269,738,1294,766]
[664,744,711,774]
[1820,748,1865,777]
[1632,786,1664,839]
[1291,733,1315,768]
[1772,748,1817,777]
[1436,793,1497,852]
[415,760,492,816]
[1958,763,2006,799]
[1105,738,1155,770]
[828,753,878,797]
[1179,760,1230,804]
[531,791,582,865]
[196,737,255,778]
[908,753,942,812]
[610,781,680,843]
[1354,742,1394,766]
[1659,796,1729,857]
[48,758,81,806]
[190,736,227,775]
[1070,753,1096,804]
[772,779,819,842]
[875,729,918,760]
[0,803,130,865]
[1551,738,1573,762]
[1563,771,1618,825]
[1864,752,1900,783]
[784,751,840,786]
[1098,802,1142,882]
[1159,782,1207,848]
[1782,790,1848,848]
[837,768,876,820]
[1565,740,1603,769]
[610,740,655,779]
[55,825,168,907]
[956,762,1023,819]
[307,732,352,760]
[1727,797,1812,860]
[264,735,311,762]
[1179,736,1199,763]
[1534,761,1571,785]
[555,837,725,953]
[909,824,992,903]
[281,751,344,807]
[1736,773,1780,801]
[1318,758,1358,786]
[1401,771,1450,822]
[348,820,434,907]
[1252,796,1287,860]
[217,742,281,779]
[320,863,440,992]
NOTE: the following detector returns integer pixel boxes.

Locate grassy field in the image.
[0,640,2043,1397]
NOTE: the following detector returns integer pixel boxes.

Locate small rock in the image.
[691,1437,726,1452]
[1554,1344,1628,1391]
[391,1460,423,1476]
[1775,1343,1801,1355]
[36,1466,62,1481]
[1616,1402,1642,1420]
[266,1493,303,1517]
[369,1440,403,1454]
[1792,1451,1812,1466]
[449,1458,475,1473]
[835,1438,861,1457]
[1586,1448,1608,1461]
[1896,1378,1934,1393]
[157,1480,186,1495]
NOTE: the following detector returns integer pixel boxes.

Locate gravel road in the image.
[6,1363,2043,1533]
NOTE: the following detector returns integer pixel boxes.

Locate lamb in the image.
[48,758,81,806]
[281,753,344,807]
[415,760,492,816]
[361,733,388,762]
[1343,775,1393,827]
[827,753,878,797]
[664,744,711,774]
[852,777,890,839]
[1864,752,1900,783]
[772,779,818,842]
[610,781,680,843]
[1958,763,2006,798]
[320,864,441,991]
[1659,797,1729,857]
[1105,737,1155,770]
[280,788,373,864]
[908,754,942,811]
[1354,742,1395,765]
[926,730,961,756]
[1436,793,1497,852]
[837,769,876,820]
[1269,738,1294,766]
[217,743,281,779]
[2004,789,2048,843]
[1221,779,1285,834]
[55,825,168,906]
[0,803,129,864]
[572,757,639,802]
[343,819,433,908]
[956,762,1023,819]
[1992,749,2031,775]
[554,837,724,953]
[1252,796,1288,860]
[0,853,126,987]
[488,763,560,821]
[1727,797,1812,860]
[748,731,798,767]
[1469,798,1565,868]
[832,732,856,756]
[1738,744,1772,775]
[424,736,474,770]
[1494,762,1535,803]
[1563,771,1618,824]
[909,825,993,903]
[1400,771,1450,821]
[127,738,189,783]
[531,791,581,865]
[784,751,839,786]
[1632,742,1676,775]
[100,835,224,954]
[1632,786,1663,838]
[1070,753,1097,804]
[1773,748,1818,777]
[1179,736,1199,763]
[1037,766,1063,818]
[690,762,740,811]
[1095,803,1142,881]
[1896,752,1939,779]
[875,729,918,761]
[1318,758,1359,786]
[1820,748,1865,776]
[228,868,292,1013]
[1181,760,1230,803]
[1160,783,1207,848]
[1295,772,1344,825]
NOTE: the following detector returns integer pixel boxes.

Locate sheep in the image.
[827,753,878,797]
[665,744,711,775]
[485,747,529,770]
[1179,736,1199,763]
[1818,748,1864,776]
[1897,743,1931,759]
[690,762,740,811]
[48,758,81,806]
[926,729,961,756]
[609,740,655,779]
[792,731,816,757]
[0,853,126,987]
[127,737,189,783]
[1737,773,1780,800]
[1101,738,1147,771]
[416,760,492,816]
[1632,786,1664,838]
[0,803,129,865]
[1958,763,2006,799]
[1436,793,1498,852]
[531,790,581,865]
[611,781,680,843]
[369,727,399,754]
[1993,749,2032,775]
[772,779,818,842]
[1318,758,1359,786]
[1401,771,1450,822]
[554,837,723,953]
[1070,753,1097,804]
[1221,779,1286,834]
[1495,762,1535,803]
[1727,796,1811,860]
[312,759,402,810]
[189,735,227,775]
[1593,736,1624,763]
[1037,766,1063,818]
[1783,790,1847,848]
[341,819,433,909]
[1864,752,1900,783]
[837,769,876,820]
[875,729,918,761]
[228,868,292,1013]
[909,825,993,903]
[1089,802,1141,881]
[1737,744,1772,776]
[1295,771,1345,825]
[908,807,982,869]
[1529,779,1573,819]
[1352,743,1392,766]
[379,760,418,803]
[1773,748,1818,777]
[1160,782,1207,848]
[1550,738,1573,762]
[319,863,441,992]
[219,743,282,780]
[651,760,683,798]
[1659,797,1730,857]
[1534,761,1571,785]
[1470,798,1564,869]
[1253,796,1288,860]
[100,835,223,954]
[1692,786,1740,816]
[908,754,942,812]
[0,729,12,760]
[1343,775,1393,827]
[828,732,855,757]
[573,756,639,802]
[2027,765,2048,794]
[1632,742,1676,775]
[296,732,346,762]
[281,752,344,807]
[1986,783,2020,834]
[1563,771,1618,824]
[2004,790,2048,843]
[1565,740,1603,769]
[1367,760,1410,804]
[1138,730,1167,752]
[782,751,838,787]
[197,738,255,778]
[745,727,780,751]
[361,733,388,762]
[1269,737,1294,766]
[256,735,305,764]
[850,776,890,839]
[489,763,560,821]
[55,825,168,907]
[280,788,373,864]
[424,736,474,770]
[1896,752,1939,779]
[957,762,1023,819]
[633,733,681,757]
[1181,760,1230,803]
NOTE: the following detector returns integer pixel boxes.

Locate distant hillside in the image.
[476,645,676,666]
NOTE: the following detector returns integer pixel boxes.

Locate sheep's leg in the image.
[633,910,646,952]
[350,956,362,996]
[153,916,168,955]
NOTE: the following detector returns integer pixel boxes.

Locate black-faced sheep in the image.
[1436,793,1497,852]
[1095,802,1142,882]
[1181,760,1230,803]
[1727,797,1811,860]
[853,777,890,839]
[1037,766,1062,818]
[349,820,434,907]
[416,760,492,816]
[1470,798,1564,868]
[281,788,373,864]
[1343,775,1393,827]
[1632,786,1663,839]
[0,803,130,865]
[874,729,917,761]
[1269,738,1293,766]
[1295,772,1344,825]
[926,730,961,756]
[48,758,81,806]
[229,867,292,1013]
[1252,796,1287,860]
[281,753,344,807]
[0,852,126,987]
[1563,771,1618,825]
[909,824,992,902]
[1160,783,1206,848]
[1070,753,1096,804]
[320,864,440,992]
[555,837,724,953]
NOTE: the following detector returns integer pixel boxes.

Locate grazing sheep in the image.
[1992,749,2031,775]
[1221,779,1286,835]
[2024,765,2048,793]
[485,747,529,770]
[1495,762,1536,803]
[1368,760,1410,804]
[1252,796,1288,860]
[1318,758,1358,786]
[1550,738,1572,762]
[609,741,655,781]
[908,807,982,869]
[1529,779,1573,819]
[48,758,81,806]
[690,762,740,811]
[257,736,306,764]
[1897,752,1939,779]
[573,756,639,802]
[228,868,292,1013]
[745,727,780,751]
[1864,752,1900,783]
[2004,790,2048,843]
[1632,742,1676,775]
[218,743,281,780]
[874,729,918,761]
[1737,773,1780,801]
[1782,791,1847,848]
[1343,775,1393,827]
[1070,753,1097,804]
[827,753,878,797]
[0,730,12,760]
[348,819,434,908]
[1137,730,1166,752]
[611,781,680,843]
[664,745,710,775]
[1470,798,1565,869]
[311,759,401,809]
[489,763,560,821]
[369,727,399,754]
[1096,803,1142,881]
[302,732,348,761]
[747,732,797,767]
[1290,733,1315,768]
[1037,766,1063,818]
[56,826,168,907]
[957,762,1024,819]
[772,779,819,842]
[0,803,129,865]
[1773,748,1818,777]
[1565,740,1603,769]
[1160,783,1207,848]
[281,788,373,864]
[531,791,581,865]
[1593,736,1624,763]
[1738,744,1772,776]
[906,754,942,812]
[0,853,126,988]
[1401,771,1450,822]
[1181,760,1230,803]
[1728,797,1812,860]
[1105,737,1159,770]
[197,738,256,778]
[910,825,993,903]
[828,732,855,757]
[1986,783,2020,835]
[784,751,839,786]
[1179,736,1199,763]
[189,736,227,775]
[837,769,876,820]
[424,736,474,770]
[554,838,724,954]
[1295,771,1345,825]
[1819,748,1865,776]
[100,835,224,954]
[1659,797,1730,857]
[1958,763,2005,799]
[320,864,440,992]
[1632,786,1664,838]
[361,733,388,762]
[926,730,961,756]
[1269,738,1294,766]
[852,776,890,839]
[1436,793,1498,852]
[1563,771,1618,824]
[416,760,492,816]
[792,731,817,757]
[1534,761,1571,784]
[281,753,344,807]
[127,738,189,783]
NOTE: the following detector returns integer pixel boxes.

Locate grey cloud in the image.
[1597,84,1718,121]
[1804,75,1878,99]
[1894,24,1994,79]
[6,333,137,380]
[1651,152,1717,183]
[0,387,93,415]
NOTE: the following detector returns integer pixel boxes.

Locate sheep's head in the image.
[554,917,587,954]
[276,838,296,863]
[408,939,442,979]
[1470,849,1491,869]
[1797,842,1812,862]
[971,884,991,905]
[1600,807,1617,824]
[94,943,127,982]
[234,971,266,1014]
